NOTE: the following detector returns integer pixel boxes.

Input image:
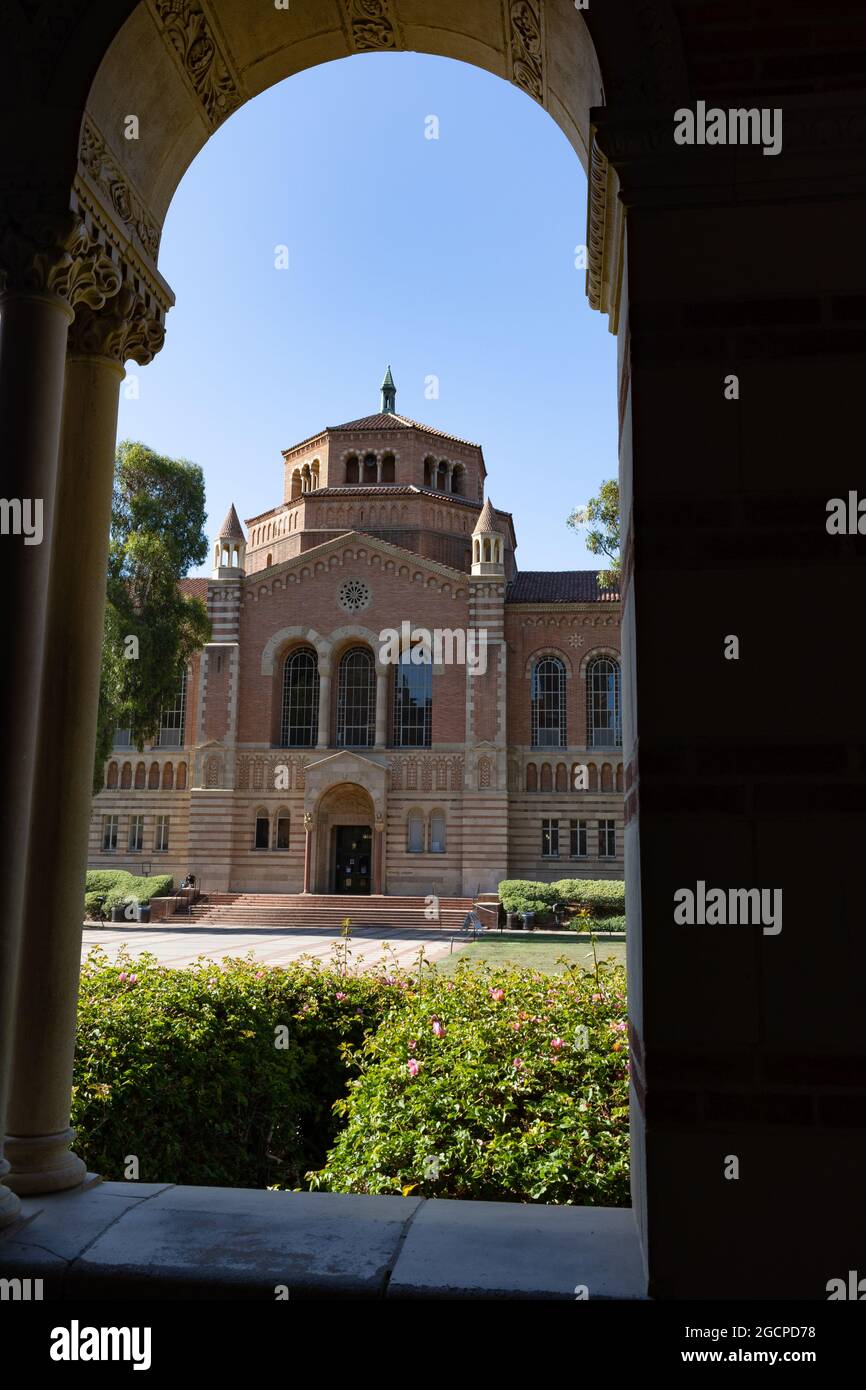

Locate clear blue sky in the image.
[116,52,618,576]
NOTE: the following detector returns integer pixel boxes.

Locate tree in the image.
[93,441,212,790]
[567,478,620,589]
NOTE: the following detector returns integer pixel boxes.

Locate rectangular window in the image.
[254,815,270,850]
[157,668,187,748]
[128,815,144,853]
[275,814,290,850]
[101,815,118,852]
[407,814,424,854]
[541,819,559,858]
[393,658,432,747]
[154,815,170,853]
[599,819,616,857]
[569,819,588,858]
[113,727,132,747]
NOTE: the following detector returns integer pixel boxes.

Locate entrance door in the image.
[333,824,372,894]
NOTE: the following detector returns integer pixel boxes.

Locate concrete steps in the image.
[178,892,476,931]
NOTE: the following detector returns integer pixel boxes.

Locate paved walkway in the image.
[81,922,465,971]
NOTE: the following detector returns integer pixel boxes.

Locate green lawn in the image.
[434,934,627,977]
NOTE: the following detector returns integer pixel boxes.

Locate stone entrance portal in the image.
[302,751,387,895]
[332,824,372,894]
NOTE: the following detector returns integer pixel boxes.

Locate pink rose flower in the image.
[431,1019,445,1037]
[335,991,347,1001]
[512,1058,524,1070]
[408,1040,417,1050]
[551,1037,565,1050]
[407,1058,421,1077]
[490,988,505,1002]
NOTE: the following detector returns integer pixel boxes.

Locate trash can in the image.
[522,910,536,932]
[111,904,126,922]
[137,903,151,923]
[506,911,520,931]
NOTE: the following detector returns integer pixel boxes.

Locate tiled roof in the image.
[179,578,209,600]
[474,497,500,534]
[217,503,244,539]
[326,412,482,449]
[506,571,620,603]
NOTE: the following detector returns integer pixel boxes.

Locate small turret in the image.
[471,497,504,575]
[380,365,396,415]
[212,503,246,577]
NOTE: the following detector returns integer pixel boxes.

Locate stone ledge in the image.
[0,1182,646,1301]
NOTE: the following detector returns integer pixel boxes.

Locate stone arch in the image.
[588,763,599,792]
[540,762,552,791]
[106,760,118,789]
[261,626,330,676]
[578,645,621,681]
[120,761,132,789]
[555,761,568,792]
[162,761,174,790]
[524,646,574,678]
[177,761,188,790]
[526,762,538,792]
[134,761,146,790]
[601,762,613,791]
[148,761,160,789]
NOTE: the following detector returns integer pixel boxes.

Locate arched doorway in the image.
[314,783,376,895]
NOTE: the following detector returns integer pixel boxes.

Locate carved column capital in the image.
[0,212,121,312]
[67,278,167,366]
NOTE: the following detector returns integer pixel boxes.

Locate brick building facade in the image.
[88,373,623,896]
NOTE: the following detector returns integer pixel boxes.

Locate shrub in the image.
[84,891,108,921]
[84,870,173,914]
[308,957,629,1206]
[566,914,626,933]
[73,948,398,1189]
[498,879,561,914]
[551,879,625,917]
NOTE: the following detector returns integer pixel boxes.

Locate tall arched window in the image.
[393,656,432,747]
[281,647,319,747]
[531,656,567,748]
[336,646,375,747]
[429,810,446,853]
[407,809,424,854]
[587,657,622,748]
[345,456,359,484]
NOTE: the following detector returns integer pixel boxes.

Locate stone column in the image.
[5,283,165,1194]
[302,813,314,893]
[373,813,384,894]
[375,668,388,748]
[316,665,331,748]
[0,215,121,1219]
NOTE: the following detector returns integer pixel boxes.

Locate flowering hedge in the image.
[73,949,629,1204]
[308,956,629,1206]
[73,948,398,1188]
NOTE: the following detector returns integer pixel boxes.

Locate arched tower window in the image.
[345,456,359,484]
[587,657,622,748]
[531,656,567,748]
[381,453,395,483]
[336,646,375,747]
[363,453,378,484]
[451,464,465,495]
[281,647,319,747]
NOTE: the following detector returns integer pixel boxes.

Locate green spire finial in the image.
[380,365,396,414]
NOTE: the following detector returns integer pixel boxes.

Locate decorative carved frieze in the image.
[151,0,241,128]
[0,211,121,308]
[79,116,161,262]
[509,0,544,106]
[343,0,398,52]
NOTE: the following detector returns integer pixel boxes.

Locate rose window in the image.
[337,578,371,614]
